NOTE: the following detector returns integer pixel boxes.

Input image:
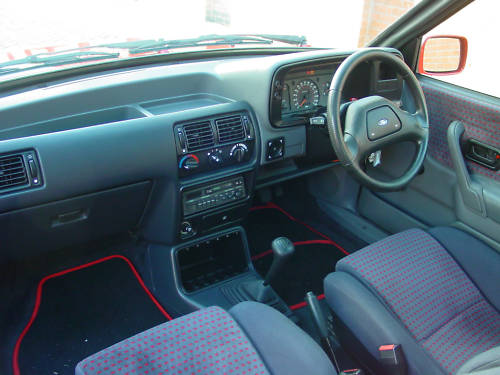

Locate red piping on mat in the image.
[249,202,349,256]
[249,202,350,311]
[12,254,172,375]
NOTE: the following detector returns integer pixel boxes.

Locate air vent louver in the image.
[183,120,215,152]
[0,154,28,191]
[215,115,245,144]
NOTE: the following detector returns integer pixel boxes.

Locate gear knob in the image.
[263,237,295,286]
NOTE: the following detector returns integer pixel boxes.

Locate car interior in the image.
[1,0,499,375]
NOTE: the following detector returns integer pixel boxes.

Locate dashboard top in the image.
[0,47,399,207]
[0,46,401,257]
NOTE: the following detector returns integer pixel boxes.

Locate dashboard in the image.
[0,47,400,260]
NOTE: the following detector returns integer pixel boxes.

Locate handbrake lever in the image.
[305,292,340,373]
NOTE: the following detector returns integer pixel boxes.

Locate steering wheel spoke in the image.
[396,108,429,142]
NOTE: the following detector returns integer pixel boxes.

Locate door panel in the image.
[421,76,500,182]
[359,75,500,250]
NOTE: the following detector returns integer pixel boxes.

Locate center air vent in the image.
[215,115,245,144]
[183,120,215,152]
[0,154,29,191]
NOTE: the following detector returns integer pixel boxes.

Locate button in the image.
[366,106,401,141]
[309,116,326,126]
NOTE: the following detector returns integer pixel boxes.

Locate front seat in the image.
[325,227,500,375]
[75,301,336,375]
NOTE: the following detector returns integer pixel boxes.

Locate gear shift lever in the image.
[263,237,295,286]
[240,236,295,303]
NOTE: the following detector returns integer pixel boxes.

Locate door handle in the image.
[463,139,500,171]
[51,208,89,227]
[447,121,486,216]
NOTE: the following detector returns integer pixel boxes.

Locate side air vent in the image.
[0,154,29,191]
[215,115,246,144]
[183,120,215,152]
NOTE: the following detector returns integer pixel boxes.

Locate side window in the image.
[418,0,499,98]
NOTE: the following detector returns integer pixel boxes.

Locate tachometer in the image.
[292,79,320,110]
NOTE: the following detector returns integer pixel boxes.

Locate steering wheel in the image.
[327,49,429,191]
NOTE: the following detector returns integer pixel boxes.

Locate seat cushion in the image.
[76,302,336,375]
[75,306,270,375]
[325,228,500,375]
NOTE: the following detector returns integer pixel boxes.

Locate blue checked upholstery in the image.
[326,228,500,375]
[76,302,336,375]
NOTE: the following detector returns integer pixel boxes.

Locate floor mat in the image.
[14,255,171,375]
[244,202,359,307]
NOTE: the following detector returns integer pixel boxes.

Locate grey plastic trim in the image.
[451,221,500,253]
[447,121,486,216]
[318,199,388,244]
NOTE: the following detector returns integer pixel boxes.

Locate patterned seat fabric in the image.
[337,229,500,375]
[76,306,270,375]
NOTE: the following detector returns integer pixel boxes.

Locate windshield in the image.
[0,0,422,82]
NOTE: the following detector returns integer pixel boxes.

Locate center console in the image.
[175,109,257,240]
[176,231,249,293]
[151,104,292,319]
[173,228,296,321]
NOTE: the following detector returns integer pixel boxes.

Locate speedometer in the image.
[292,79,320,110]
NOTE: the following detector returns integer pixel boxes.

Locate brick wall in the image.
[358,0,415,46]
[421,37,461,72]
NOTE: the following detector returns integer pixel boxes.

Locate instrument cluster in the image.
[281,65,337,114]
[270,61,340,127]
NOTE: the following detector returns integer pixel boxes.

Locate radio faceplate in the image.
[183,176,246,217]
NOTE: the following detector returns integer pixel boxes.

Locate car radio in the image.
[182,176,246,216]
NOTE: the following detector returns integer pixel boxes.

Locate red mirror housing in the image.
[418,35,468,76]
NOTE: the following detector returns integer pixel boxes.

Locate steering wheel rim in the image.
[327,49,429,192]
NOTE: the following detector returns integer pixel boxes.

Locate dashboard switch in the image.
[309,115,326,126]
[207,149,223,166]
[266,137,285,161]
[28,159,38,178]
[180,221,196,238]
[230,143,248,162]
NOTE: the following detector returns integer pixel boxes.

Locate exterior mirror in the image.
[418,35,468,76]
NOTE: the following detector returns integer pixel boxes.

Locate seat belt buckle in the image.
[379,344,407,375]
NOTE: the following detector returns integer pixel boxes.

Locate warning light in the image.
[496,154,500,159]
[306,70,315,75]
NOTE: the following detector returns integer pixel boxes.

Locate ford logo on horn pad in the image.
[377,118,389,127]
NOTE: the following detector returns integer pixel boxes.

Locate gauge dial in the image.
[292,79,320,110]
